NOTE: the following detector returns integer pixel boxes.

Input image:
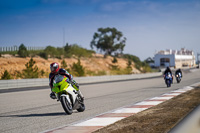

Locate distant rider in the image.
[163,67,173,82]
[175,68,183,77]
[49,62,83,99]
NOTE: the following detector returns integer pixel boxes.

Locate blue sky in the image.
[0,0,200,60]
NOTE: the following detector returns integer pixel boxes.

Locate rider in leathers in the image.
[163,67,173,83]
[49,62,83,99]
[175,68,183,77]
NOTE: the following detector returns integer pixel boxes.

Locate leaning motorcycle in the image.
[164,72,173,87]
[176,72,182,83]
[52,74,85,115]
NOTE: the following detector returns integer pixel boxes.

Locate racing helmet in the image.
[50,62,59,73]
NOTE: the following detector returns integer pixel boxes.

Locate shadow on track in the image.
[0,112,66,117]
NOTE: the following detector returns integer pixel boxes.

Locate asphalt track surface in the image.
[0,69,200,133]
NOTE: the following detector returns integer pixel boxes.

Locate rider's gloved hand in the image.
[66,78,71,83]
[69,74,73,81]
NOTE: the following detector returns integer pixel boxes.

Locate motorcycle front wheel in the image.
[166,80,171,87]
[77,103,85,112]
[61,96,73,115]
[176,78,180,83]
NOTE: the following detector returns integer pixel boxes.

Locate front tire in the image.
[77,103,85,112]
[176,78,180,83]
[61,96,73,115]
[166,80,171,87]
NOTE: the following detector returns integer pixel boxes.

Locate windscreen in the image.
[54,74,64,83]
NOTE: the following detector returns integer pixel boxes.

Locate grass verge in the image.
[94,85,200,133]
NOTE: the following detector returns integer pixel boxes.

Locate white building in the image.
[154,48,196,68]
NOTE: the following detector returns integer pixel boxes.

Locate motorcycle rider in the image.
[49,62,83,99]
[163,67,173,83]
[175,68,183,77]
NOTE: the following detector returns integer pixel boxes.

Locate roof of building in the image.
[156,48,194,55]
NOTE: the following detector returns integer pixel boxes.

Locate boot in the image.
[50,92,56,99]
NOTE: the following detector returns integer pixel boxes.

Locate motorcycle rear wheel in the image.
[61,96,73,115]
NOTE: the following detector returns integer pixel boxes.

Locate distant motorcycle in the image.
[52,74,85,115]
[176,72,182,83]
[164,72,173,87]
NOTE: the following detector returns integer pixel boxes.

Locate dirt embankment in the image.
[94,86,200,133]
[0,54,140,79]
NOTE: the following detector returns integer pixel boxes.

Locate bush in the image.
[61,59,70,72]
[112,57,118,63]
[65,44,95,58]
[141,62,152,73]
[123,54,152,72]
[40,69,45,77]
[1,70,12,80]
[39,52,48,59]
[123,54,142,66]
[71,59,85,77]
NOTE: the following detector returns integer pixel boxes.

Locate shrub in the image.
[39,52,48,60]
[123,54,152,72]
[112,57,118,63]
[1,70,12,80]
[40,69,45,77]
[71,59,85,77]
[64,44,95,58]
[61,59,70,72]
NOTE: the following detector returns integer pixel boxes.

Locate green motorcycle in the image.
[52,74,85,115]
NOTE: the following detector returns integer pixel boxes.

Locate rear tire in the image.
[61,96,73,115]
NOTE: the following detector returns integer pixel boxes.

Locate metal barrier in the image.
[0,72,162,90]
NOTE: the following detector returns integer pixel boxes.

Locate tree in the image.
[90,27,126,56]
[1,70,12,80]
[22,58,39,78]
[18,44,29,57]
[44,46,58,58]
[64,43,70,53]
